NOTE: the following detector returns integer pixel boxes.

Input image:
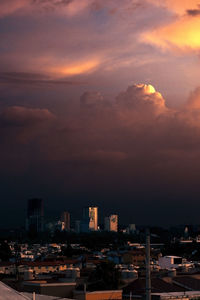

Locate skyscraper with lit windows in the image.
[61,211,70,231]
[83,206,98,231]
[104,214,118,232]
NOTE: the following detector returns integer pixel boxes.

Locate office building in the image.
[61,211,70,231]
[125,224,136,234]
[83,206,98,231]
[104,214,118,232]
[75,220,81,233]
[26,198,44,233]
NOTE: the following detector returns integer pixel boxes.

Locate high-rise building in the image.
[75,220,81,233]
[104,217,110,231]
[129,224,136,234]
[61,211,70,231]
[125,224,136,234]
[104,214,118,232]
[83,206,98,231]
[26,198,44,233]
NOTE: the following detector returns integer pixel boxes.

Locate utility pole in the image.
[146,228,151,300]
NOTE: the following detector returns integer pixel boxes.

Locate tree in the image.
[88,261,120,290]
[0,241,12,261]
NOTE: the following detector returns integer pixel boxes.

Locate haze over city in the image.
[1,0,200,227]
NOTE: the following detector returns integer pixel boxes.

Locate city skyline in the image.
[2,198,197,231]
[1,1,200,226]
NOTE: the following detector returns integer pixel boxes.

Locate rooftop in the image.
[124,278,187,295]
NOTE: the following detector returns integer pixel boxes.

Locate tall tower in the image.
[61,211,70,231]
[26,198,44,233]
[104,215,118,232]
[83,206,98,231]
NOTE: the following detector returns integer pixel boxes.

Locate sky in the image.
[1,0,200,227]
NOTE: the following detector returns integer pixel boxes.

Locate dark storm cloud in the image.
[0,106,56,146]
[1,83,200,225]
[0,106,55,128]
[4,83,197,165]
[0,72,84,86]
[2,83,200,160]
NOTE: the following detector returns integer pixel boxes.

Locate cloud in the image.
[2,83,200,224]
[115,84,167,124]
[186,87,200,110]
[147,0,200,15]
[32,0,92,16]
[0,0,27,18]
[0,72,85,86]
[50,60,100,77]
[90,0,144,15]
[187,7,200,16]
[0,0,167,88]
[32,0,73,7]
[0,106,55,127]
[143,0,200,53]
[80,91,104,107]
[142,15,200,52]
[0,0,93,18]
[80,84,167,117]
[2,83,200,159]
[0,0,144,19]
[75,83,200,160]
[116,83,165,110]
[0,106,55,145]
[2,0,200,224]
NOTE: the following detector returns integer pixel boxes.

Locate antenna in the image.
[146,228,151,300]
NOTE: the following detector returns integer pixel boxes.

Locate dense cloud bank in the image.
[1,82,200,170]
[1,83,200,225]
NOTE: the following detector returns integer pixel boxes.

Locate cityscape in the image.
[26,198,121,234]
[1,199,200,299]
[1,0,200,299]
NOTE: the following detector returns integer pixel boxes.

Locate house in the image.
[122,250,145,266]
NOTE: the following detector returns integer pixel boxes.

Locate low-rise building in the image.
[23,280,76,298]
[122,249,145,266]
[158,256,183,269]
[74,290,122,300]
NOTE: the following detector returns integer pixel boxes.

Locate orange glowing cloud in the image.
[142,16,200,52]
[143,0,200,52]
[51,60,100,76]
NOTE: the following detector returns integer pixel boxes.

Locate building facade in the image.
[104,215,118,232]
[26,198,44,233]
[83,207,98,231]
[61,211,70,231]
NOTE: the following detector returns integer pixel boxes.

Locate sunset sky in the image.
[1,0,200,226]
